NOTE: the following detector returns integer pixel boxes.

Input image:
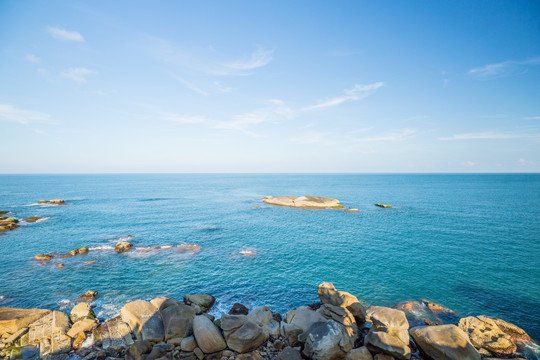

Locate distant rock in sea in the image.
[263,196,343,209]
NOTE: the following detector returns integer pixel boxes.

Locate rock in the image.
[181,336,197,352]
[78,247,89,254]
[93,319,134,349]
[236,352,263,360]
[146,344,168,360]
[230,303,249,315]
[477,315,532,343]
[410,325,480,360]
[67,318,98,338]
[120,300,164,342]
[247,306,273,327]
[128,340,152,360]
[374,355,394,360]
[0,217,19,232]
[375,204,392,208]
[0,307,51,336]
[284,306,326,332]
[49,199,65,204]
[56,263,64,268]
[420,299,454,314]
[34,254,53,261]
[194,347,204,360]
[72,331,86,348]
[344,209,359,212]
[184,294,215,314]
[458,316,517,356]
[24,216,43,223]
[317,304,358,338]
[162,304,196,340]
[78,290,98,301]
[70,303,95,323]
[29,311,71,357]
[394,301,422,312]
[299,320,353,360]
[4,327,29,345]
[279,322,303,345]
[365,306,410,360]
[317,283,366,321]
[150,297,179,312]
[221,314,268,353]
[192,315,226,353]
[276,346,302,360]
[346,347,373,360]
[268,319,280,338]
[263,196,342,209]
[114,241,132,253]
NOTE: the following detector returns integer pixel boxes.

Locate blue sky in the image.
[1,0,539,173]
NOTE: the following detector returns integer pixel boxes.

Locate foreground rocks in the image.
[262,196,343,209]
[0,283,537,360]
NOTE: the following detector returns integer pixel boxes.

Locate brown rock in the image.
[34,254,53,261]
[410,325,480,360]
[115,241,133,253]
[229,303,249,315]
[317,282,366,321]
[0,307,51,336]
[458,316,517,356]
[78,290,98,301]
[420,299,454,313]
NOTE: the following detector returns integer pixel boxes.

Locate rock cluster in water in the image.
[0,282,536,360]
[262,196,343,209]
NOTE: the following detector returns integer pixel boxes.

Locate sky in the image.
[1,0,539,173]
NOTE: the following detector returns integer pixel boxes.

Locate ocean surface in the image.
[1,174,539,347]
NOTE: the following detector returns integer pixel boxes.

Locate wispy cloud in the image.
[302,82,385,110]
[0,104,57,125]
[213,81,232,93]
[61,68,96,83]
[463,161,478,167]
[162,113,208,124]
[224,46,273,72]
[46,26,84,42]
[523,116,540,120]
[353,129,417,142]
[469,56,540,78]
[175,77,208,96]
[438,131,523,140]
[214,99,293,137]
[26,54,40,63]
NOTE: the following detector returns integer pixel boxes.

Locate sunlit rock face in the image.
[263,196,342,209]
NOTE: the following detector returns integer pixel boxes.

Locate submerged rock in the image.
[263,196,343,209]
[34,254,53,261]
[410,324,480,360]
[23,216,43,223]
[78,290,98,301]
[115,241,133,253]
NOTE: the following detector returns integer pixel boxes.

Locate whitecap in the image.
[240,249,256,256]
[88,245,114,251]
[96,303,122,319]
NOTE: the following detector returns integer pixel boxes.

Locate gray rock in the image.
[229,303,249,315]
[120,300,164,342]
[184,295,215,314]
[247,306,273,327]
[365,306,410,360]
[181,336,197,352]
[162,304,196,340]
[192,315,226,353]
[276,346,302,360]
[346,346,373,360]
[299,320,353,360]
[284,306,326,332]
[128,340,152,360]
[317,282,366,321]
[410,325,480,360]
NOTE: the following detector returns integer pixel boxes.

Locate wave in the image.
[138,198,173,202]
[20,217,50,224]
[88,245,115,251]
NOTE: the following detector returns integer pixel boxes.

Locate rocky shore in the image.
[0,283,536,360]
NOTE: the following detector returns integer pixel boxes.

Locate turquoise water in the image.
[1,174,539,341]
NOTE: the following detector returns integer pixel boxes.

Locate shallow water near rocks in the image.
[0,174,539,344]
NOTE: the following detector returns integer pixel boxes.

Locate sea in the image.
[0,174,539,354]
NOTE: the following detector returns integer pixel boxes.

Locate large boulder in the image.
[317,304,358,339]
[93,319,134,349]
[230,303,249,315]
[477,315,532,343]
[299,320,354,360]
[28,311,72,357]
[365,306,410,360]
[70,303,95,323]
[184,294,215,314]
[318,283,366,321]
[346,347,373,360]
[161,304,196,340]
[67,318,98,338]
[284,306,326,332]
[192,315,226,353]
[263,196,342,209]
[0,307,51,336]
[221,314,269,353]
[150,297,179,312]
[247,306,273,327]
[120,300,164,342]
[458,316,517,356]
[410,325,480,360]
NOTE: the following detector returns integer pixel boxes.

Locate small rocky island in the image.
[262,196,343,209]
[0,282,536,360]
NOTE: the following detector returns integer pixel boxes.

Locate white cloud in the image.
[302,82,385,110]
[61,68,96,83]
[162,113,208,124]
[518,158,528,165]
[469,56,540,78]
[464,161,478,167]
[438,132,522,140]
[46,26,84,42]
[354,129,417,142]
[523,116,540,120]
[0,104,56,125]
[224,46,273,71]
[26,54,40,63]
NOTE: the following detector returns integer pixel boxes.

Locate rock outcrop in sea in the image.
[262,196,343,209]
[0,283,536,360]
